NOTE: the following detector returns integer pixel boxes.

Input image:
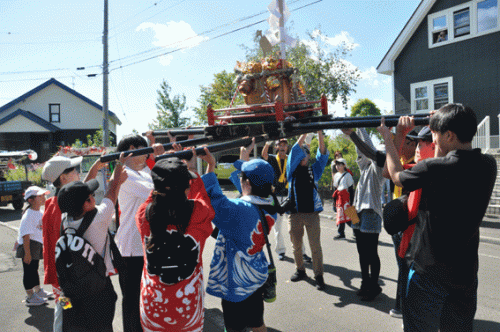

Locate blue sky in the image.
[1,0,421,141]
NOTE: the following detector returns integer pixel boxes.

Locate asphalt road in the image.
[0,190,499,332]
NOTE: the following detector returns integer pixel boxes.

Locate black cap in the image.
[58,179,99,217]
[151,158,196,191]
[405,128,419,141]
[406,126,432,142]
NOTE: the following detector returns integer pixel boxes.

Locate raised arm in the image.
[240,137,255,162]
[318,131,326,155]
[378,118,404,187]
[383,116,415,179]
[261,141,271,161]
[105,153,129,203]
[297,133,307,148]
[342,128,378,162]
[84,157,108,183]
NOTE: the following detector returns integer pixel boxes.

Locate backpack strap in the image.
[254,205,275,270]
[60,208,98,237]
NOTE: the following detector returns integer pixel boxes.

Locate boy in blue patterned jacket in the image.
[201,146,278,332]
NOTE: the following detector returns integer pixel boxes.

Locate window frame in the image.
[410,77,453,114]
[49,103,61,123]
[428,0,499,48]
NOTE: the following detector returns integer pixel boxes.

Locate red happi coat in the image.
[332,189,352,225]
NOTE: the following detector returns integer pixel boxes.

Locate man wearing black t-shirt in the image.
[379,104,497,332]
[262,139,310,263]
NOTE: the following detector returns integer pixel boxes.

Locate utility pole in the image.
[103,0,110,147]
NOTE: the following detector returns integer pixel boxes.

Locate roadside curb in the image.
[0,222,18,233]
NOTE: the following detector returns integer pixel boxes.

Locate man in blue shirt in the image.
[286,131,329,290]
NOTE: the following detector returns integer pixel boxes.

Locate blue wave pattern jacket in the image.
[202,172,277,302]
[286,142,329,213]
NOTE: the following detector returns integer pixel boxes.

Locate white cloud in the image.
[373,98,393,114]
[158,55,174,66]
[301,30,359,60]
[328,96,354,117]
[311,29,359,49]
[136,21,209,65]
[358,66,393,89]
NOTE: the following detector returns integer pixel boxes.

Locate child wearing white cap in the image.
[16,186,52,306]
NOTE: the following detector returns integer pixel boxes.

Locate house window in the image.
[454,8,471,37]
[432,16,448,43]
[49,104,60,123]
[428,0,500,47]
[478,0,498,32]
[410,77,453,113]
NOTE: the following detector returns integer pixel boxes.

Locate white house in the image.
[0,78,121,162]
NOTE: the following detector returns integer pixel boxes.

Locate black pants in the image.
[392,232,409,311]
[63,277,117,332]
[337,223,345,236]
[119,256,144,332]
[353,229,380,285]
[22,259,40,290]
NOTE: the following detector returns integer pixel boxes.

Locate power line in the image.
[1,0,318,79]
[109,0,185,39]
[108,0,167,32]
[109,0,320,72]
[0,38,101,45]
[0,75,75,83]
[0,68,72,75]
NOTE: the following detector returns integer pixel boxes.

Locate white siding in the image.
[0,116,50,133]
[1,84,117,134]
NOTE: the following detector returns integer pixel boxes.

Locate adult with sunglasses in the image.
[286,131,329,290]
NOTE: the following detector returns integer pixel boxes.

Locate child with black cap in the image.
[135,153,214,332]
[57,153,128,332]
[201,144,277,332]
[41,154,107,332]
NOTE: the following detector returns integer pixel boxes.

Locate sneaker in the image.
[334,234,345,240]
[278,253,285,261]
[35,288,54,300]
[25,293,47,306]
[315,275,326,290]
[290,269,307,282]
[390,309,403,319]
[303,254,312,263]
[361,284,382,301]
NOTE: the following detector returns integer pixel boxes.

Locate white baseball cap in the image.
[335,158,348,165]
[24,186,50,200]
[42,156,83,183]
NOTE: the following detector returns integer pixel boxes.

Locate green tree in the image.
[149,80,189,130]
[71,126,114,148]
[194,71,243,125]
[350,98,382,138]
[310,133,359,190]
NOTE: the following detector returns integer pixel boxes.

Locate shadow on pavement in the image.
[25,305,54,332]
[0,207,22,224]
[474,319,500,331]
[481,220,500,229]
[204,308,282,332]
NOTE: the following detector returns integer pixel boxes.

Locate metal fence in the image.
[472,116,491,151]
